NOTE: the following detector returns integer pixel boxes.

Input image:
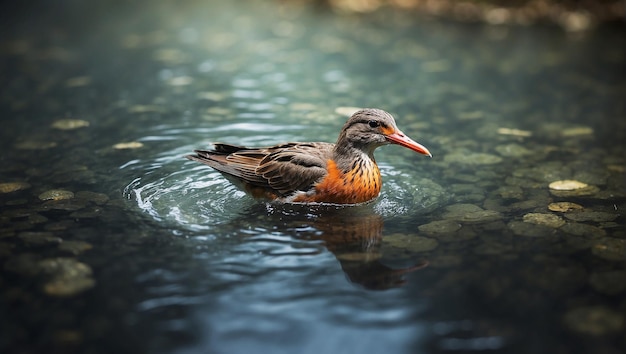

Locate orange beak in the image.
[386,130,432,157]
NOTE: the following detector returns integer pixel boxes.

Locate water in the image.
[1,1,625,353]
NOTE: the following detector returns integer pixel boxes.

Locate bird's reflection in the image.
[240,203,428,290]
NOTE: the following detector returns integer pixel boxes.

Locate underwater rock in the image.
[39,258,95,297]
[38,189,74,201]
[549,180,588,190]
[563,211,619,223]
[384,233,438,252]
[0,182,31,193]
[442,203,502,224]
[523,213,566,228]
[418,220,462,235]
[18,231,62,246]
[560,223,606,238]
[508,221,556,237]
[495,143,533,157]
[58,241,94,255]
[51,119,90,130]
[589,271,626,295]
[75,191,110,205]
[113,142,144,149]
[592,238,626,261]
[15,140,57,150]
[548,202,583,212]
[563,306,623,335]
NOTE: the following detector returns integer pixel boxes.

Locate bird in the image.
[186,108,432,204]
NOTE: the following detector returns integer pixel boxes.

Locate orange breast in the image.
[294,159,381,204]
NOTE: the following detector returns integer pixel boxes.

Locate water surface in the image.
[1,1,624,353]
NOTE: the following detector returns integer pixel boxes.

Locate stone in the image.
[523,213,566,228]
[0,182,31,193]
[38,189,74,201]
[548,202,583,212]
[51,119,90,130]
[549,180,588,190]
[563,306,623,335]
[39,258,95,297]
[589,271,626,295]
[385,233,439,252]
[113,142,143,149]
[563,211,619,223]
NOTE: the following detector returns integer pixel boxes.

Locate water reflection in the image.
[240,203,429,290]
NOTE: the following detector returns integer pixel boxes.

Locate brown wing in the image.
[186,142,333,197]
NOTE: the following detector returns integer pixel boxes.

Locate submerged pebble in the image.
[38,189,74,201]
[549,180,588,190]
[592,238,626,261]
[51,119,90,130]
[58,241,93,255]
[494,143,533,157]
[560,223,606,238]
[384,233,438,252]
[548,202,583,212]
[39,258,95,297]
[563,306,623,335]
[15,141,57,150]
[0,182,31,193]
[113,142,144,149]
[508,221,556,237]
[442,204,502,224]
[523,213,566,228]
[18,231,62,246]
[418,220,462,234]
[589,271,626,295]
[563,211,619,223]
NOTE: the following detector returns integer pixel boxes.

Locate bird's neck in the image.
[333,141,376,173]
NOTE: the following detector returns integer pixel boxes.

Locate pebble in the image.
[560,223,606,238]
[58,241,93,255]
[384,233,438,252]
[39,258,95,297]
[75,191,110,205]
[561,126,594,137]
[51,119,90,130]
[592,238,626,261]
[18,231,62,246]
[0,182,31,193]
[563,306,623,335]
[550,185,600,198]
[508,221,556,238]
[113,142,144,149]
[418,220,462,234]
[563,211,618,223]
[38,189,74,201]
[497,127,532,137]
[589,271,626,295]
[548,180,588,190]
[15,141,57,150]
[442,204,503,224]
[548,202,583,212]
[495,143,533,157]
[523,213,566,228]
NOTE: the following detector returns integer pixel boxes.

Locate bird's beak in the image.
[386,130,432,157]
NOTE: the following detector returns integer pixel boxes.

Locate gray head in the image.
[335,108,431,157]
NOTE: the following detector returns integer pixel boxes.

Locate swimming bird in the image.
[186,108,431,204]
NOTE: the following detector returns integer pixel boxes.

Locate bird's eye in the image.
[368,120,380,128]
